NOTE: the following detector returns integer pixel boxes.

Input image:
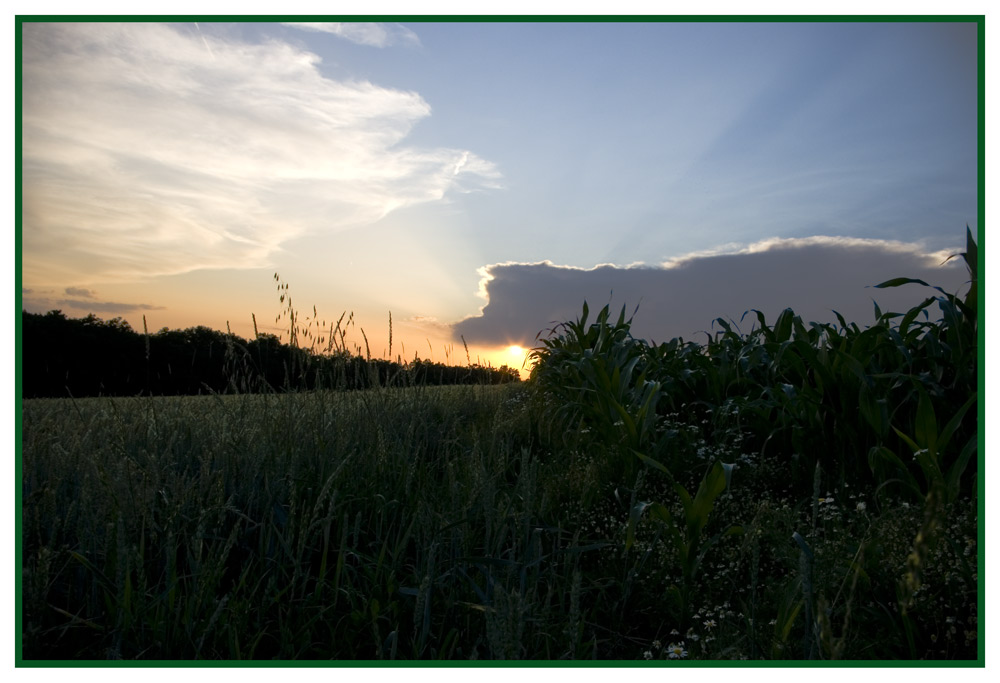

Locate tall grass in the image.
[25,384,542,659]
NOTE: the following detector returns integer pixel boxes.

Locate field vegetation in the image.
[20,230,979,661]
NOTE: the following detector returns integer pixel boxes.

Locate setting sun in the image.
[507,345,525,359]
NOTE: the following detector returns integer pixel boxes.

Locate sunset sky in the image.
[18,17,980,375]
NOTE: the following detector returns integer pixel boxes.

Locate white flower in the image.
[856,501,867,513]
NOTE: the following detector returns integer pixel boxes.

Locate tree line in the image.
[21,310,521,398]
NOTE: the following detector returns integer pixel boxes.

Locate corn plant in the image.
[626,458,739,629]
[530,301,661,480]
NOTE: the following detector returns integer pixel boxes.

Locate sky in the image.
[18,18,980,375]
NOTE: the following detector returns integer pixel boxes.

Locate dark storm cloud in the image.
[451,237,971,347]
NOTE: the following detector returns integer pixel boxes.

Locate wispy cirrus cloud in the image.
[282,22,420,48]
[452,237,971,347]
[21,23,498,285]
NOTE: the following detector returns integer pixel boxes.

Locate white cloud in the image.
[659,235,957,270]
[282,22,421,48]
[21,22,497,284]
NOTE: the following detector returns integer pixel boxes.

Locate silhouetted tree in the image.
[21,310,520,398]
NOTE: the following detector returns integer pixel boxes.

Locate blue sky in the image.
[19,18,979,370]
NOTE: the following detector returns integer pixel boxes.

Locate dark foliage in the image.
[20,310,520,398]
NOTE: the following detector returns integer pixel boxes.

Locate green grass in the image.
[20,383,978,661]
[23,384,548,659]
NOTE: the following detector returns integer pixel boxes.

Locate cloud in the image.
[23,294,165,315]
[65,286,96,298]
[21,23,498,285]
[451,237,971,347]
[282,22,420,48]
[59,300,166,314]
[398,314,456,340]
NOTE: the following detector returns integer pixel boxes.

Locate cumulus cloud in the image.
[282,22,421,48]
[451,237,971,347]
[21,23,498,285]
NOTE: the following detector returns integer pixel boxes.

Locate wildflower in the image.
[643,650,653,660]
[703,619,717,629]
[856,501,867,513]
[666,642,688,659]
[652,640,662,650]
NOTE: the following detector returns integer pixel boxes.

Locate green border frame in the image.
[14,14,985,668]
